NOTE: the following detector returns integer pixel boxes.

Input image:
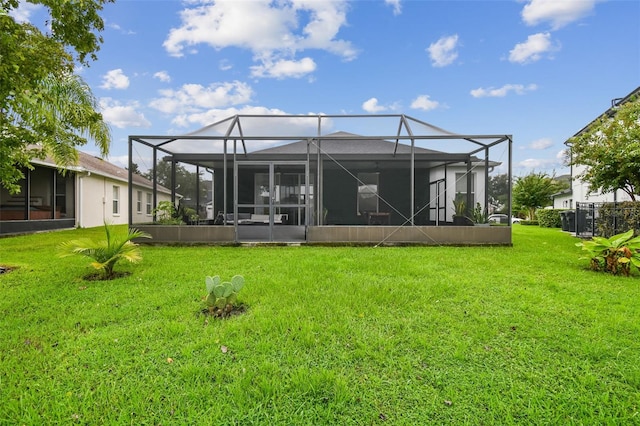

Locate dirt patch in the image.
[201,304,248,319]
[0,265,16,275]
[82,271,131,281]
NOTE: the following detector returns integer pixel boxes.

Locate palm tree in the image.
[59,223,151,279]
[34,72,111,165]
[2,72,111,193]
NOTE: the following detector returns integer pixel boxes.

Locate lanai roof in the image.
[130,114,511,158]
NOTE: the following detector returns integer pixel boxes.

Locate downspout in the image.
[103,176,107,224]
[75,168,89,228]
[128,136,133,227]
[77,173,82,227]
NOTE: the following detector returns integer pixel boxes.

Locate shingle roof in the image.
[32,150,170,193]
[251,132,442,156]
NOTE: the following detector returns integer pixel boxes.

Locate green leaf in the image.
[206,276,220,294]
[221,282,233,298]
[231,275,245,292]
[213,284,226,298]
[609,229,634,248]
[206,293,216,307]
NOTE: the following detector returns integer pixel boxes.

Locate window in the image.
[136,190,142,213]
[146,193,152,215]
[357,172,379,215]
[455,172,475,201]
[112,186,120,215]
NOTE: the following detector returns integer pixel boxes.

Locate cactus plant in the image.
[205,275,245,316]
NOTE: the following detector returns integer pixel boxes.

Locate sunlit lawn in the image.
[0,225,638,424]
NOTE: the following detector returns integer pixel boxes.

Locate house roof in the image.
[32,151,170,194]
[567,86,640,142]
[251,132,442,156]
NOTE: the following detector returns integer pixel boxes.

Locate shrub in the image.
[59,223,151,279]
[520,220,539,226]
[576,229,640,276]
[597,202,640,238]
[204,275,245,317]
[536,209,563,228]
[152,201,183,224]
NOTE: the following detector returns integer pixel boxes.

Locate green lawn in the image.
[1,226,639,424]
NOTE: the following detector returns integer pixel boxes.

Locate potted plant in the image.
[472,202,489,226]
[452,195,473,225]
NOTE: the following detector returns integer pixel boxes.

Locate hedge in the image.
[536,209,563,228]
[597,202,640,237]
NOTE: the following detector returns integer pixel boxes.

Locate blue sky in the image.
[13,0,640,175]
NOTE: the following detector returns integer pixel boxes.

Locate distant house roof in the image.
[32,151,170,194]
[247,131,496,166]
[252,132,443,156]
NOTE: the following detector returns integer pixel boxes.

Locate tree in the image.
[1,1,113,194]
[513,172,563,220]
[488,173,509,213]
[143,161,208,205]
[567,97,640,201]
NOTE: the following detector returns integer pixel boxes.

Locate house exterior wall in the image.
[78,174,170,228]
[440,166,487,221]
[569,164,633,205]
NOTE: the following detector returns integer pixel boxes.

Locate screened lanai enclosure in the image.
[129,114,513,245]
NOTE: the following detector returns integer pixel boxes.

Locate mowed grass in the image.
[0,226,639,424]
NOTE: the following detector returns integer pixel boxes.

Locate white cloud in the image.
[529,138,553,150]
[219,59,233,71]
[99,98,151,129]
[100,69,130,90]
[410,95,439,111]
[522,0,596,30]
[470,84,538,98]
[427,34,459,67]
[163,0,357,78]
[517,157,559,170]
[149,81,253,115]
[107,22,136,35]
[170,106,322,135]
[8,2,41,23]
[362,98,387,113]
[153,71,171,83]
[517,150,569,172]
[250,57,317,79]
[509,32,558,64]
[385,0,402,16]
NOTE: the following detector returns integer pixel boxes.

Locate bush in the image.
[58,222,151,279]
[576,229,640,276]
[536,209,563,228]
[520,220,539,226]
[597,202,640,238]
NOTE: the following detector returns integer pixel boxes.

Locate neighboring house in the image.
[0,151,171,235]
[554,87,640,209]
[130,114,512,245]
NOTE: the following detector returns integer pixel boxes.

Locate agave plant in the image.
[576,229,640,276]
[59,222,151,279]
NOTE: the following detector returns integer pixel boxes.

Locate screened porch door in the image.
[429,179,446,225]
[235,161,309,242]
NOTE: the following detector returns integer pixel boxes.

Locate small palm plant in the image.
[59,222,151,279]
[576,229,640,276]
